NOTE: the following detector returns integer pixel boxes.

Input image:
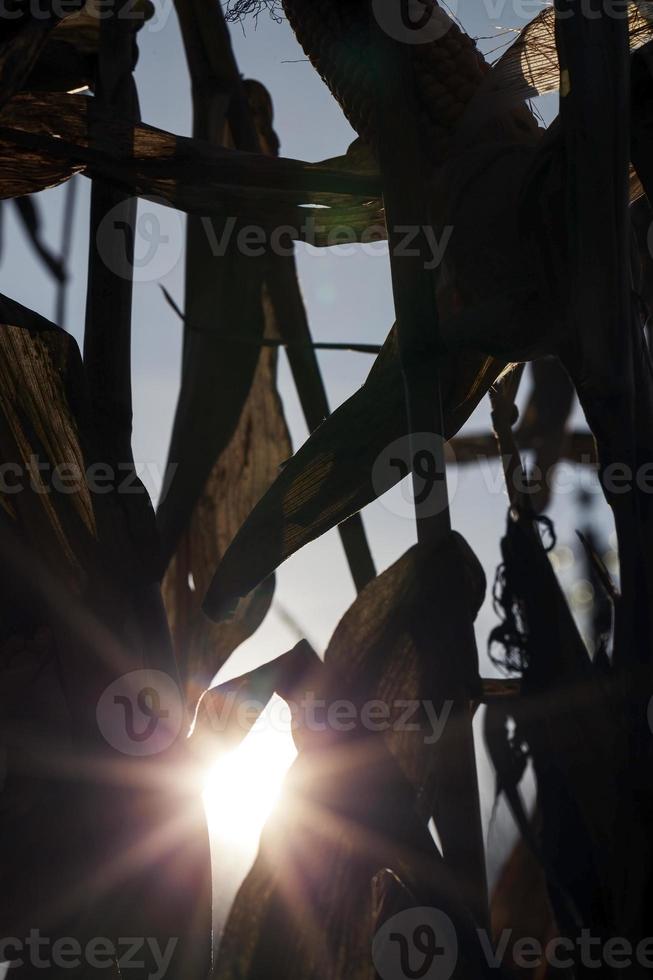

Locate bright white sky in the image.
[0,0,616,928]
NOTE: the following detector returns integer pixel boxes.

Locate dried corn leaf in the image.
[0,293,163,641]
[319,533,485,821]
[460,1,653,136]
[0,8,76,111]
[0,292,97,586]
[0,290,167,606]
[436,140,564,362]
[203,327,502,619]
[159,0,268,693]
[317,137,379,179]
[24,39,93,94]
[494,512,620,930]
[315,532,486,918]
[0,92,381,234]
[214,748,465,980]
[162,290,292,706]
[52,0,153,53]
[214,757,473,980]
[24,0,153,94]
[0,297,212,974]
[490,832,556,980]
[214,537,491,980]
[0,94,84,197]
[160,66,294,706]
[189,639,319,763]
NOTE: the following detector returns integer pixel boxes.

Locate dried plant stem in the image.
[174,0,376,595]
[55,175,78,326]
[371,4,488,930]
[162,286,382,353]
[83,4,138,469]
[265,253,377,592]
[157,0,268,576]
[555,0,641,667]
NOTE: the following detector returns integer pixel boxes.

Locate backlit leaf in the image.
[203,328,502,619]
[213,535,491,979]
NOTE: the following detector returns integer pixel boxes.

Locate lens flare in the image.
[202,696,297,851]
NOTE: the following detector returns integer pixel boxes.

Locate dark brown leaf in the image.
[0,92,381,228]
[0,9,76,111]
[159,65,293,707]
[213,535,492,980]
[493,510,620,934]
[490,831,556,980]
[435,140,562,362]
[459,2,653,138]
[162,290,292,704]
[0,292,97,585]
[189,638,320,763]
[24,0,154,94]
[318,533,485,816]
[203,327,503,619]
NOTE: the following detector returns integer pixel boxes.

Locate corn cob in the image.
[281,0,513,165]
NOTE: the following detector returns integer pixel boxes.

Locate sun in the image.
[202,695,297,852]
